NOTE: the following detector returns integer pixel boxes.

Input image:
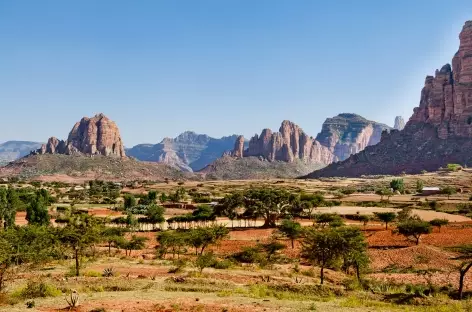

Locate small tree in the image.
[26,193,50,226]
[397,219,432,245]
[449,245,472,300]
[441,186,457,199]
[416,180,424,194]
[375,188,393,201]
[102,227,126,256]
[260,241,286,262]
[301,227,343,285]
[278,219,303,248]
[124,235,148,256]
[390,179,405,193]
[145,204,165,230]
[374,212,396,230]
[358,215,371,230]
[429,218,449,233]
[196,252,216,273]
[123,194,137,209]
[315,213,343,228]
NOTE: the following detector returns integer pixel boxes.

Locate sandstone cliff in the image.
[36,113,126,158]
[231,120,336,165]
[315,114,391,161]
[126,132,245,172]
[306,21,472,178]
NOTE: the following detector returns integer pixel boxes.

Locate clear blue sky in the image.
[0,1,471,146]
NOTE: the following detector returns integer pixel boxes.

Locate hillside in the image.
[0,154,194,182]
[199,155,325,180]
[126,132,245,172]
[0,141,43,165]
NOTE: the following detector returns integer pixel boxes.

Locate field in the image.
[2,170,472,311]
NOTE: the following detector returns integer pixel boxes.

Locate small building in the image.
[421,187,440,196]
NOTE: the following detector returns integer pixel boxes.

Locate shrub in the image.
[214,259,234,270]
[232,246,264,263]
[12,280,62,299]
[84,271,102,278]
[196,252,217,273]
[447,164,462,172]
[390,179,405,193]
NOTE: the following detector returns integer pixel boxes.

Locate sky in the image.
[0,1,471,146]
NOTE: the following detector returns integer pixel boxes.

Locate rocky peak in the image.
[394,116,405,130]
[307,21,472,178]
[231,120,336,165]
[316,113,391,161]
[36,113,126,158]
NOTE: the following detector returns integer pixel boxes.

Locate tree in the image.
[101,227,126,256]
[390,179,405,193]
[123,195,137,209]
[374,212,397,230]
[315,213,344,228]
[396,219,432,245]
[156,231,187,259]
[242,188,293,228]
[441,186,457,199]
[292,193,325,219]
[449,245,472,300]
[0,188,20,229]
[124,235,148,256]
[147,191,158,202]
[58,214,103,276]
[429,219,449,233]
[145,204,165,230]
[336,226,369,282]
[187,225,229,255]
[301,227,344,285]
[416,180,424,194]
[358,215,371,230]
[278,219,303,248]
[375,188,393,201]
[196,252,216,273]
[26,192,50,226]
[260,241,286,262]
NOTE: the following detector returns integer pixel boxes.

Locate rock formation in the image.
[394,116,405,130]
[315,114,391,161]
[36,113,126,158]
[306,21,472,178]
[231,120,336,165]
[126,132,245,172]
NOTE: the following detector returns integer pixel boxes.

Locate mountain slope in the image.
[0,141,43,165]
[126,132,245,172]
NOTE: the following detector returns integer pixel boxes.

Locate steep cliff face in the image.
[36,114,126,158]
[306,21,472,178]
[126,132,245,172]
[394,116,405,130]
[232,120,336,165]
[315,114,391,161]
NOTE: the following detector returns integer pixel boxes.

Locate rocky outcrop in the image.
[315,114,391,161]
[36,113,126,158]
[232,136,245,158]
[306,21,472,178]
[126,132,245,172]
[394,116,405,130]
[231,120,336,165]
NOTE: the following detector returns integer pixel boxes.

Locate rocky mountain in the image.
[306,21,472,178]
[315,114,391,161]
[35,113,126,158]
[0,141,43,165]
[394,116,405,130]
[231,120,336,165]
[126,132,246,172]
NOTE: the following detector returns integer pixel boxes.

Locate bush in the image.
[196,252,217,273]
[12,280,62,299]
[447,164,462,172]
[232,247,264,263]
[214,259,234,270]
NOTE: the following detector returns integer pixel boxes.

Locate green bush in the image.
[232,246,264,263]
[214,259,234,270]
[12,280,62,299]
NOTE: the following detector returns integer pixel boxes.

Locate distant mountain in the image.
[126,131,247,172]
[316,113,392,161]
[0,141,43,165]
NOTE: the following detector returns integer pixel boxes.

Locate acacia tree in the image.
[374,212,397,230]
[144,204,165,230]
[449,245,472,300]
[396,219,432,245]
[336,227,370,281]
[59,214,103,276]
[243,188,293,228]
[302,227,344,285]
[278,219,303,249]
[429,218,449,233]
